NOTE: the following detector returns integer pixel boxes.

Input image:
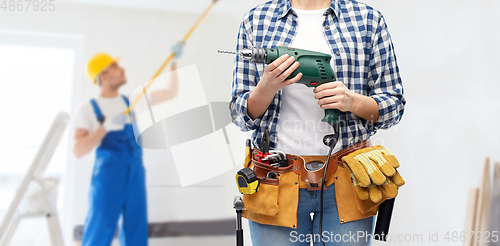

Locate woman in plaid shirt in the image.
[230,0,405,245]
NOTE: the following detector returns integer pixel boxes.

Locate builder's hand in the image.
[171,41,185,61]
[313,81,355,112]
[102,113,128,132]
[342,146,405,203]
[257,54,303,94]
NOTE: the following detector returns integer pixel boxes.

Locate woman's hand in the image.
[314,81,380,122]
[247,54,303,120]
[313,81,355,112]
[256,54,303,94]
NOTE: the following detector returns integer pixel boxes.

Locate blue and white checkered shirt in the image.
[230,0,405,150]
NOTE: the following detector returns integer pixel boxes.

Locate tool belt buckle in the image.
[291,155,339,191]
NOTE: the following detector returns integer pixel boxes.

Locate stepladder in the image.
[0,112,69,246]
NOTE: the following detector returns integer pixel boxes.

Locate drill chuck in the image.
[241,47,267,63]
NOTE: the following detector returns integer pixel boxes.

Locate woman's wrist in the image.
[248,82,279,120]
[349,92,362,113]
[350,93,379,122]
[255,82,279,100]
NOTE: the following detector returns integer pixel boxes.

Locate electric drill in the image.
[219,46,340,126]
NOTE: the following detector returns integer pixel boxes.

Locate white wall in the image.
[361,1,500,245]
[1,0,499,245]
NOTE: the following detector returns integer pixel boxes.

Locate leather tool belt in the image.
[252,139,371,190]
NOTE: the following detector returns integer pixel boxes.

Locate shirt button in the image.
[336,51,340,56]
[325,25,330,29]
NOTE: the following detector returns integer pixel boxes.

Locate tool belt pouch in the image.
[341,145,405,213]
[242,152,295,217]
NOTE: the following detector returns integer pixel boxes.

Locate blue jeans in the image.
[248,182,375,246]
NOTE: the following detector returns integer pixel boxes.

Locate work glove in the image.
[171,41,185,61]
[102,113,129,132]
[341,146,405,203]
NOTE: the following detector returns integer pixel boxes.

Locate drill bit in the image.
[218,48,266,63]
[218,50,238,55]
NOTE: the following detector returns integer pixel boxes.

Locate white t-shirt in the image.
[276,8,342,156]
[74,95,131,133]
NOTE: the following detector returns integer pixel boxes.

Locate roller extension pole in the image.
[124,0,219,115]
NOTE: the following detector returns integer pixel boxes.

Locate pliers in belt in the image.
[256,129,270,163]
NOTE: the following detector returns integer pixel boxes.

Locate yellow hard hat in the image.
[86,53,121,85]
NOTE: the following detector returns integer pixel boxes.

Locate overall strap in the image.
[89,99,104,122]
[121,95,130,107]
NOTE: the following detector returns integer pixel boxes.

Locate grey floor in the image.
[1,175,253,246]
[110,236,235,246]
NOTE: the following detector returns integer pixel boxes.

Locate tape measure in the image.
[237,136,280,195]
[236,167,259,194]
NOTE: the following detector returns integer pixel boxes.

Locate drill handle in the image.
[322,109,341,126]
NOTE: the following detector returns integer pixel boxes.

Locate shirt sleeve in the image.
[367,14,406,131]
[74,102,94,132]
[229,17,265,132]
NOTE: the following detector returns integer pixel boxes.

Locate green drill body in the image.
[219,46,341,125]
[263,46,340,125]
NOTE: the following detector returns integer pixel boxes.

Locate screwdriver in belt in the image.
[244,139,252,167]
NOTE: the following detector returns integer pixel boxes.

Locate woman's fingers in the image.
[277,61,299,81]
[318,95,342,106]
[313,81,343,93]
[314,86,344,99]
[271,56,296,77]
[282,72,303,86]
[265,54,289,72]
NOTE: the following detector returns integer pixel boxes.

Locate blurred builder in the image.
[73,44,183,246]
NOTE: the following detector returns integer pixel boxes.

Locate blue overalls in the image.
[82,95,148,246]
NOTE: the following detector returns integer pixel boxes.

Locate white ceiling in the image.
[58,0,268,14]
